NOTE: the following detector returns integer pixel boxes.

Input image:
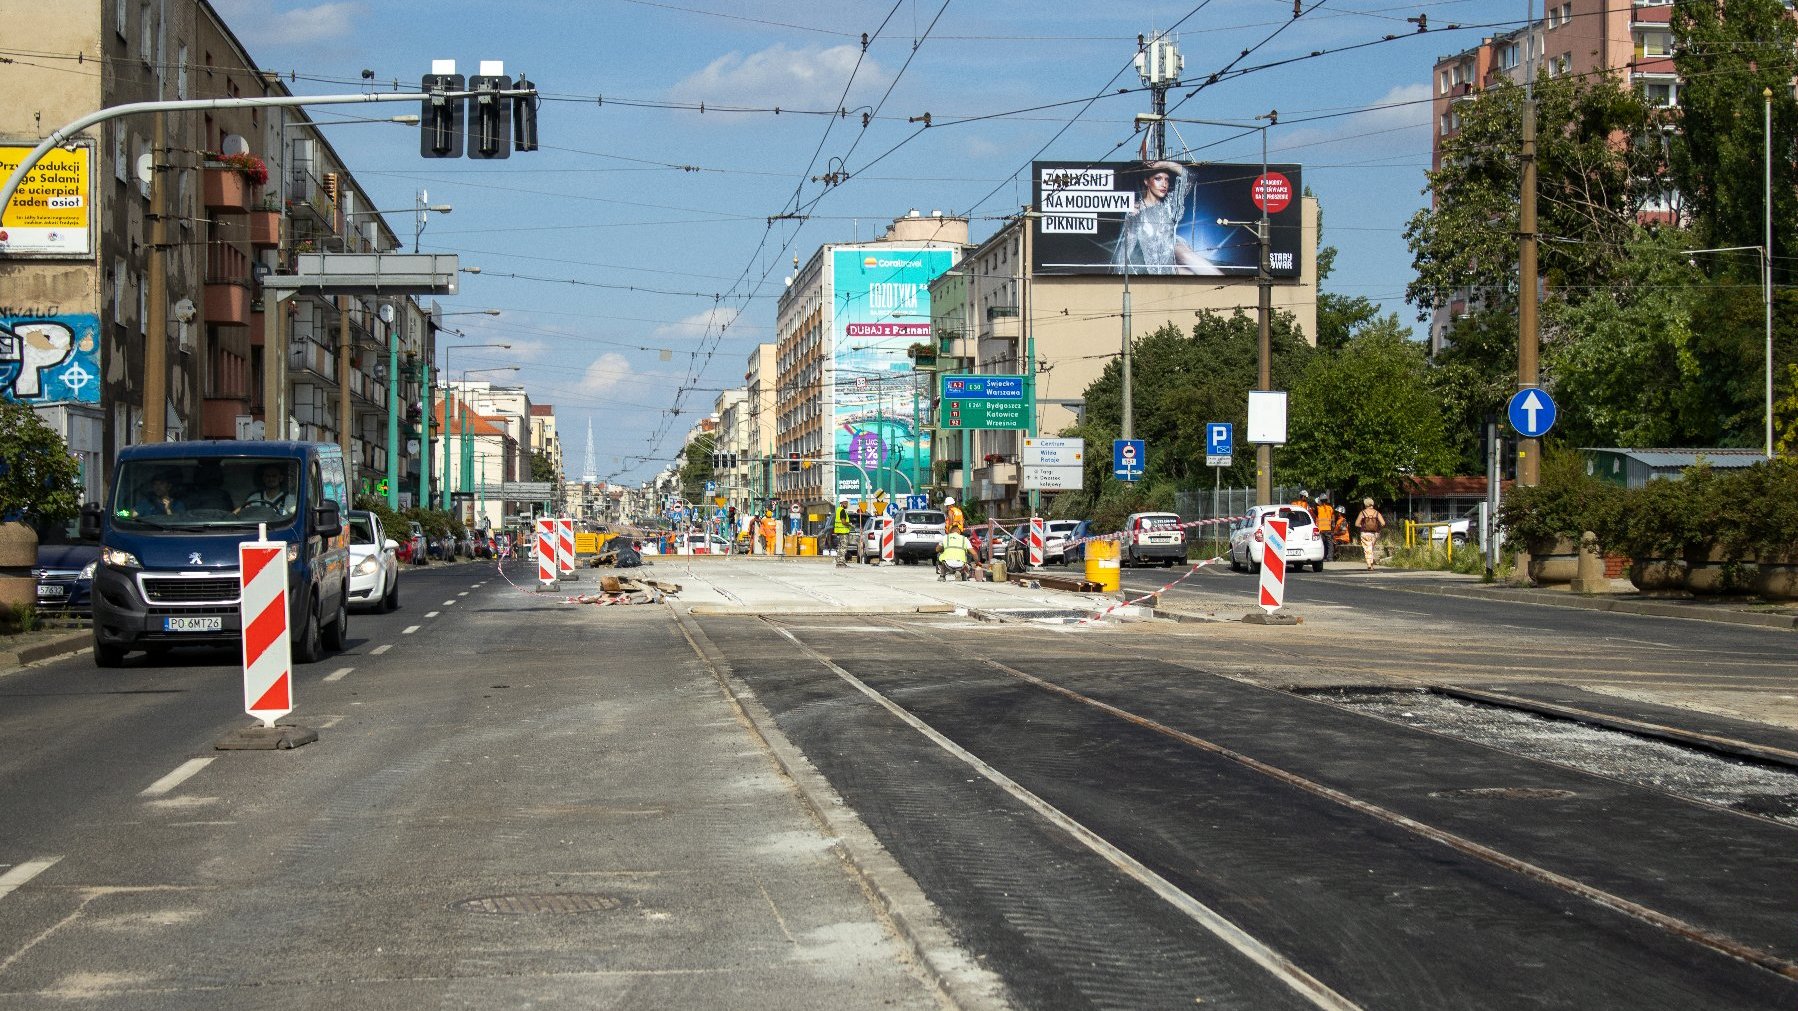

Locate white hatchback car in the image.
[1229,505,1327,573]
[347,510,400,611]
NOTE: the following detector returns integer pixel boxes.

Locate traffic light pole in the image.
[386,311,401,509]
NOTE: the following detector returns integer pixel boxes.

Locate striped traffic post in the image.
[1028,517,1045,569]
[239,531,292,727]
[880,514,895,564]
[555,517,576,580]
[535,517,557,589]
[1257,517,1288,614]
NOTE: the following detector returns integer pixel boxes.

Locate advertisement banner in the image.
[0,144,94,257]
[1032,160,1302,277]
[0,314,101,405]
[831,247,955,498]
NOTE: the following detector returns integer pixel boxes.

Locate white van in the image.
[1122,511,1187,567]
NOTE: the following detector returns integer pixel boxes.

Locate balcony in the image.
[203,166,253,213]
[247,207,281,248]
[204,280,251,326]
[977,460,1018,488]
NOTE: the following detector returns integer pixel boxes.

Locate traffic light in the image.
[420,73,465,158]
[467,73,513,159]
[513,75,539,152]
[787,452,800,473]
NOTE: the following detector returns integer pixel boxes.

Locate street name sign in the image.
[1022,437,1083,491]
[1507,387,1558,438]
[939,373,1031,430]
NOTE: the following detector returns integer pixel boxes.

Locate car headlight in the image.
[79,560,98,580]
[103,547,142,568]
[286,544,301,563]
[355,555,380,576]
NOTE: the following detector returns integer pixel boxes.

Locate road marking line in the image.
[425,610,440,618]
[458,591,469,597]
[403,625,421,635]
[322,666,353,683]
[770,626,1361,1011]
[443,599,458,606]
[0,857,60,901]
[370,644,392,655]
[140,758,215,798]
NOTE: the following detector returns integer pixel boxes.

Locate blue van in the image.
[79,441,352,668]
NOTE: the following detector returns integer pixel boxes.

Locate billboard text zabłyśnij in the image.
[1031,160,1302,277]
[831,247,955,499]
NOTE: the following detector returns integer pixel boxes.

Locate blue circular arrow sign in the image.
[1507,387,1558,439]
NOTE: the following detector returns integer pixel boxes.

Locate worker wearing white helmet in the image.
[943,495,965,534]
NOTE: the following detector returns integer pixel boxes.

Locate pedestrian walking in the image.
[1356,497,1386,570]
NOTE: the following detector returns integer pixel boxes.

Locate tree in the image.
[530,451,557,483]
[1404,72,1667,319]
[680,439,714,498]
[1670,0,1798,275]
[1282,322,1455,503]
[0,401,81,523]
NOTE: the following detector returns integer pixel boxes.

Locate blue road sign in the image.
[1206,422,1234,457]
[1507,387,1558,438]
[904,494,929,511]
[1113,439,1145,482]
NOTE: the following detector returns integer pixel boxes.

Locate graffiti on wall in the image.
[0,314,101,404]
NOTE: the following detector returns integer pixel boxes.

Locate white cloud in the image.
[1264,82,1433,160]
[654,306,742,340]
[211,1,363,46]
[579,353,635,394]
[668,44,886,110]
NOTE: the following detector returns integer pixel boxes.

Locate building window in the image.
[113,125,127,183]
[177,44,188,98]
[1640,80,1677,107]
[115,0,128,38]
[1635,30,1673,59]
[112,258,127,320]
[138,2,154,63]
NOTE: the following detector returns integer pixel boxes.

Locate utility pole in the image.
[1517,0,1541,486]
[143,110,169,443]
[338,296,354,468]
[1256,120,1274,505]
[384,304,400,509]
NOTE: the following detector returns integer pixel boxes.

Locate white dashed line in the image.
[140,758,216,798]
[458,591,469,597]
[402,625,421,635]
[442,599,457,606]
[0,857,61,901]
[425,611,440,619]
[323,667,354,683]
[370,644,392,655]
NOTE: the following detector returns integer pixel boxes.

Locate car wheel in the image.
[93,640,126,668]
[294,595,323,664]
[382,575,399,612]
[1162,559,1174,568]
[322,589,349,652]
[1314,560,1326,572]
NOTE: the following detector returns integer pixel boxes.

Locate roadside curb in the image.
[1421,583,1798,631]
[0,631,90,673]
[669,606,1013,1011]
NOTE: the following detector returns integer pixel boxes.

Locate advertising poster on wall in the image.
[831,247,955,498]
[1031,160,1302,277]
[0,314,102,405]
[0,144,94,258]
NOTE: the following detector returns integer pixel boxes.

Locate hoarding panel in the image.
[0,143,95,258]
[1032,160,1301,278]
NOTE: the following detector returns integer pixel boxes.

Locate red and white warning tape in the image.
[1077,556,1229,625]
[1062,515,1245,551]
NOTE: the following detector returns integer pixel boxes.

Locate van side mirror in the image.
[313,501,343,538]
[79,502,103,541]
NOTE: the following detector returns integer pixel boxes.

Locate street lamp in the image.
[438,343,512,509]
[1684,244,1773,458]
[414,188,453,252]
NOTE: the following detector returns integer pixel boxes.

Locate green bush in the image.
[1497,447,1624,548]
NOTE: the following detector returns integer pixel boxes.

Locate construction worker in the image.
[937,526,974,580]
[943,495,965,534]
[1314,492,1336,563]
[833,498,854,567]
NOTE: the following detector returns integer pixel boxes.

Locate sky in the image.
[216,0,1533,486]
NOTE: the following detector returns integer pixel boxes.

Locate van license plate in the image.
[165,616,223,632]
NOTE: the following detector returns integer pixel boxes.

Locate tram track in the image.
[722,612,1798,1008]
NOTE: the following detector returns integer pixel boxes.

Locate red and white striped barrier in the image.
[535,518,557,587]
[1077,556,1229,625]
[238,533,293,727]
[1028,517,1045,568]
[556,517,576,576]
[880,515,896,564]
[1258,517,1288,613]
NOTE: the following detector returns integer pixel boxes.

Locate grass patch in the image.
[1386,543,1488,576]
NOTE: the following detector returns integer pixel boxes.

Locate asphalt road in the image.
[0,561,941,1009]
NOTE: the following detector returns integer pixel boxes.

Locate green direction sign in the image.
[939,373,1032,430]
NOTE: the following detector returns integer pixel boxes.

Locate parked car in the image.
[346,510,400,612]
[1228,505,1327,573]
[80,440,351,667]
[1426,516,1475,546]
[892,509,947,564]
[405,522,428,565]
[683,530,733,555]
[1058,520,1097,565]
[33,519,98,618]
[1043,519,1085,565]
[1122,511,1187,567]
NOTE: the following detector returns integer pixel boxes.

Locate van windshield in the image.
[110,457,302,530]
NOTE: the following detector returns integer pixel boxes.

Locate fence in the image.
[1174,486,1306,525]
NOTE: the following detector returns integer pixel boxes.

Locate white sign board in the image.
[1021,464,1083,491]
[1246,391,1288,445]
[1022,437,1084,468]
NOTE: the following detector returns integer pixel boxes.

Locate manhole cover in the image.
[451,893,622,915]
[1429,787,1577,801]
